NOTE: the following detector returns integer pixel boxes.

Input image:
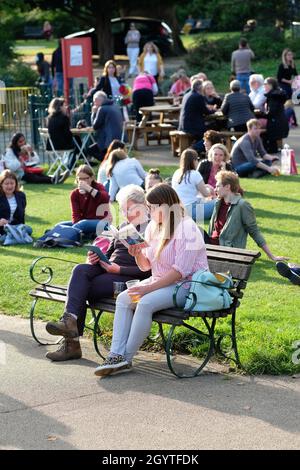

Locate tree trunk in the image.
[91,2,115,64]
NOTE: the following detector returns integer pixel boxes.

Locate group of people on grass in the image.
[1,129,294,376]
[1,36,298,375]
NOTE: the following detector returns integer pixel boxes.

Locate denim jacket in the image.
[208,194,266,249]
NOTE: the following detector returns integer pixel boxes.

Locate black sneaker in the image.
[94,355,128,377]
[276,262,300,286]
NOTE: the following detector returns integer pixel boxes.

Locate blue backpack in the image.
[33,224,82,248]
[175,270,234,312]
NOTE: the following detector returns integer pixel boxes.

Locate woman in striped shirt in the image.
[94,183,208,376]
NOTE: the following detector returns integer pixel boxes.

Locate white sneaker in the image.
[94,354,128,377]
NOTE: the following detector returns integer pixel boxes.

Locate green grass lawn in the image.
[1,169,300,375]
[15,39,57,56]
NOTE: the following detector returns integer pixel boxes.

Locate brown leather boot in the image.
[46,312,78,338]
[45,338,82,362]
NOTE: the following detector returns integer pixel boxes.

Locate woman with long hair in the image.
[0,169,32,240]
[95,60,122,100]
[202,80,222,109]
[4,133,53,184]
[277,49,297,100]
[106,149,146,201]
[172,148,216,221]
[94,183,208,376]
[138,42,164,84]
[97,139,125,190]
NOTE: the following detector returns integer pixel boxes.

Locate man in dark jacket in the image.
[178,78,211,151]
[51,41,63,96]
[91,91,123,159]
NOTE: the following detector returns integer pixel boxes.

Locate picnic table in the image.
[139,104,181,126]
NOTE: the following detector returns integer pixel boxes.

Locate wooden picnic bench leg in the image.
[165,318,216,378]
[29,298,63,346]
[215,309,242,369]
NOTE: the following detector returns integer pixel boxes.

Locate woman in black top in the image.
[44,184,150,362]
[0,170,27,237]
[277,49,297,100]
[47,97,80,171]
[94,60,122,100]
[263,77,289,153]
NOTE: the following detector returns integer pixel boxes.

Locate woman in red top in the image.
[60,165,111,238]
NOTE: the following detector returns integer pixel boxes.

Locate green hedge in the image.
[186,27,300,72]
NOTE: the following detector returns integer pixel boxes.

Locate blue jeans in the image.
[236,73,251,94]
[186,199,216,222]
[234,161,257,177]
[59,219,108,236]
[54,72,64,96]
[234,160,272,177]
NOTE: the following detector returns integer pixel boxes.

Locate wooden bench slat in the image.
[207,251,256,264]
[206,244,261,259]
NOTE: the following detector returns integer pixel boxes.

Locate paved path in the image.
[0,314,299,450]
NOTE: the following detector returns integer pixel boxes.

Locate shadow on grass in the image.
[255,208,300,221]
[246,191,300,205]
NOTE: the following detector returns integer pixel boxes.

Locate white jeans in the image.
[127,47,139,75]
[111,284,188,362]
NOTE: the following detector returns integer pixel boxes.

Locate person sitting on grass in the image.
[231,119,280,178]
[58,165,110,239]
[205,170,288,261]
[94,183,209,377]
[145,168,163,191]
[172,148,216,221]
[276,262,300,286]
[197,143,232,188]
[0,170,32,243]
[4,133,54,184]
[45,185,151,362]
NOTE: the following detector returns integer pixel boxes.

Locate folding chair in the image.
[38,128,74,181]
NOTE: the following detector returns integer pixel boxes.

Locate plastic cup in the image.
[126,279,141,303]
[113,281,126,299]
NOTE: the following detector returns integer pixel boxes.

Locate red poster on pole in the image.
[61,37,93,105]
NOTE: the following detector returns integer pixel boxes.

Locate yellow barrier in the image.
[0,87,38,127]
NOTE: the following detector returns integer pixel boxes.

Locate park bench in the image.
[170,130,195,157]
[29,245,260,378]
[23,25,44,39]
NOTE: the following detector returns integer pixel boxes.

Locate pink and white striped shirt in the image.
[143,217,208,282]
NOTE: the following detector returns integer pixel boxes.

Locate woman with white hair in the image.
[44,184,150,362]
[249,74,266,111]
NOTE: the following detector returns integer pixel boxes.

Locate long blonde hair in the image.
[282,48,295,69]
[146,183,185,258]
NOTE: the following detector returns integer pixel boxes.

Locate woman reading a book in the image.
[94,183,209,376]
[45,184,151,362]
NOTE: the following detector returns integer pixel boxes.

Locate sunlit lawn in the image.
[0,167,299,374]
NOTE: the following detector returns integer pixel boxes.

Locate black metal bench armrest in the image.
[29,256,78,286]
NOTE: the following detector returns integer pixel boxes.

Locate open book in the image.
[85,245,112,265]
[107,223,147,249]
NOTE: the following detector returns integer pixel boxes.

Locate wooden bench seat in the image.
[29,245,260,378]
[169,130,195,157]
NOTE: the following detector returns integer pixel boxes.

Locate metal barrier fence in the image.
[0,85,91,163]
